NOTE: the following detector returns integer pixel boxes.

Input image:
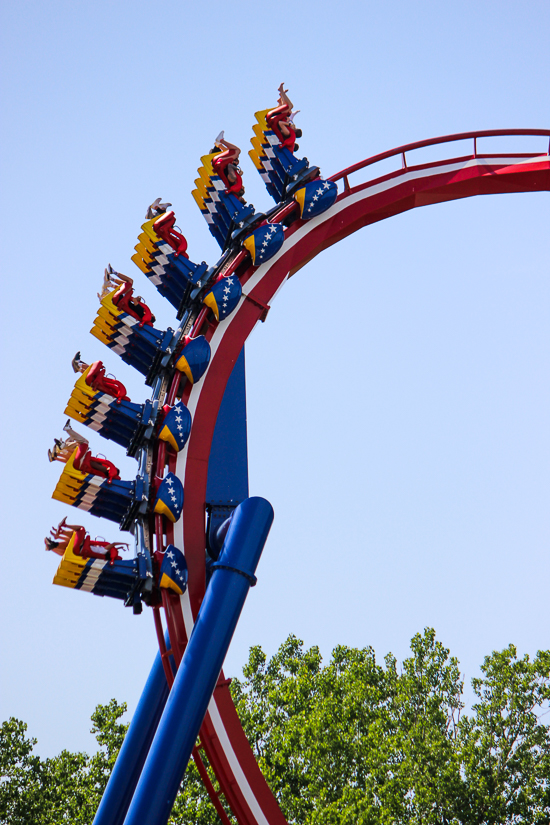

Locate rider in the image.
[71,353,129,402]
[46,518,128,565]
[48,426,120,483]
[153,210,189,258]
[99,265,156,327]
[146,197,172,220]
[211,132,246,202]
[48,427,88,464]
[266,84,302,152]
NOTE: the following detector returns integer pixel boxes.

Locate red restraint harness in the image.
[153,211,189,258]
[73,527,121,565]
[112,282,155,327]
[73,443,120,483]
[85,361,129,402]
[212,152,244,196]
[266,105,297,150]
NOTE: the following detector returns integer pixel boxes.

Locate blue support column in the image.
[206,346,249,557]
[206,345,249,505]
[122,496,274,825]
[93,633,173,825]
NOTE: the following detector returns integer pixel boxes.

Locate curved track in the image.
[157,131,549,825]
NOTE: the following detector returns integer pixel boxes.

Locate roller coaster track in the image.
[151,131,549,824]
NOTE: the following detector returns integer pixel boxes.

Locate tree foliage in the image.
[0,700,127,825]
[231,631,550,824]
[458,646,550,823]
[1,631,549,824]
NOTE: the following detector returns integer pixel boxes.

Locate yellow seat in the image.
[198,152,217,177]
[64,449,87,478]
[140,215,163,243]
[193,175,210,199]
[52,489,76,505]
[52,534,87,587]
[252,122,268,142]
[97,304,119,325]
[191,189,207,211]
[134,242,154,264]
[99,290,122,316]
[64,402,89,421]
[253,109,270,130]
[249,140,266,170]
[131,253,151,275]
[53,573,79,588]
[52,481,81,501]
[73,366,98,398]
[69,387,96,409]
[138,232,157,255]
[59,561,84,577]
[61,534,88,570]
[93,315,117,336]
[90,326,112,346]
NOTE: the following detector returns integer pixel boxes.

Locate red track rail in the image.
[156,132,549,825]
[329,129,550,190]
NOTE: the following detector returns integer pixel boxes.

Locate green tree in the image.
[231,628,466,824]
[458,646,550,823]
[2,632,549,824]
[230,630,550,823]
[0,700,128,825]
[0,718,43,824]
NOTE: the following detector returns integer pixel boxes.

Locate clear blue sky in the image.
[1,0,548,758]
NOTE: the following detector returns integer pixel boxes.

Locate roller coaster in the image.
[45,87,550,825]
